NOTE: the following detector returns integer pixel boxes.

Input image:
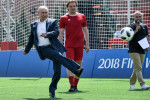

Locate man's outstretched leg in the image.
[42,46,84,77]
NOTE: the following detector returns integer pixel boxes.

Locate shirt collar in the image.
[68,12,79,16]
[36,18,47,23]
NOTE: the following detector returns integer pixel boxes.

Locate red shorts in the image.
[65,47,84,62]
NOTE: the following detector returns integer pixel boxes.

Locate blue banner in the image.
[92,49,133,78]
[0,49,150,78]
[0,51,11,76]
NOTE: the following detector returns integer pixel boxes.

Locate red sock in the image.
[74,78,79,87]
[69,76,74,86]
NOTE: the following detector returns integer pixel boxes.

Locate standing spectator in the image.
[59,0,89,92]
[23,6,84,98]
[128,11,150,90]
[113,24,122,39]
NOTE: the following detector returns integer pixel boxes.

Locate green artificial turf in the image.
[0,78,150,100]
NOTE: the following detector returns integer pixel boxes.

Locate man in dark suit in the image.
[23,6,83,98]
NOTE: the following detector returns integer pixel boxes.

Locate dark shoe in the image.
[69,86,75,92]
[74,86,79,91]
[75,68,84,77]
[49,92,56,98]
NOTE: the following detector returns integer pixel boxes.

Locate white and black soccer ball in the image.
[120,27,134,41]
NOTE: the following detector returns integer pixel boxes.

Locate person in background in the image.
[128,11,150,90]
[113,24,122,39]
[23,6,84,98]
[59,0,89,92]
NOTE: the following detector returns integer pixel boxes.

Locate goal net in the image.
[0,0,150,50]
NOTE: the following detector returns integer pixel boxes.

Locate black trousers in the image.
[39,45,80,93]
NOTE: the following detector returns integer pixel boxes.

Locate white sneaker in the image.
[141,84,150,90]
[130,85,136,89]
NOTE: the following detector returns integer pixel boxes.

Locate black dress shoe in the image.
[68,86,75,92]
[49,92,56,98]
[75,68,84,77]
[74,86,79,91]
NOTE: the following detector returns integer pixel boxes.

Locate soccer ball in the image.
[120,27,134,41]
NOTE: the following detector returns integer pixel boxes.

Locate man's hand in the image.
[85,45,90,53]
[135,25,141,34]
[23,51,28,55]
[40,33,47,38]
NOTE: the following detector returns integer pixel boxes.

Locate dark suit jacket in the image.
[24,18,66,60]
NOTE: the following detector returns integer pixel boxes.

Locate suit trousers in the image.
[129,53,145,86]
[39,45,80,93]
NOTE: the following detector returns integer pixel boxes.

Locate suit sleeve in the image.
[24,24,34,53]
[46,20,59,38]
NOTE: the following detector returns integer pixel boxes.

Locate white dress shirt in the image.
[37,19,51,46]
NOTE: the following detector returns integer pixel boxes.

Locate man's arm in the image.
[41,20,60,39]
[134,25,141,34]
[127,24,140,34]
[83,27,90,53]
[146,35,149,52]
[145,25,149,52]
[23,24,34,55]
[46,20,59,38]
[58,28,65,43]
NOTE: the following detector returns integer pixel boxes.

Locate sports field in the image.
[0,78,150,100]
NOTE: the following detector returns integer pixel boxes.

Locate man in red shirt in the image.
[59,0,90,92]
